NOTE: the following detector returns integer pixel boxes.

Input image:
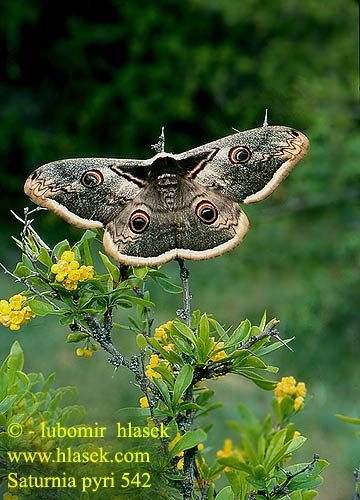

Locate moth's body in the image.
[24,125,309,266]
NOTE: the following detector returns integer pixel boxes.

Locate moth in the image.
[24,123,309,266]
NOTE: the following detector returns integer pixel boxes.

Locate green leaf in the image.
[78,290,96,310]
[136,334,147,349]
[215,486,234,500]
[199,314,210,340]
[170,335,194,357]
[99,251,120,281]
[301,491,319,500]
[76,230,97,265]
[59,314,75,326]
[259,311,267,330]
[132,266,148,279]
[22,253,35,270]
[152,377,173,410]
[172,321,196,344]
[52,239,71,259]
[29,300,65,316]
[9,341,25,372]
[154,277,182,294]
[66,333,89,343]
[38,247,53,268]
[241,355,268,369]
[226,320,251,347]
[335,414,360,425]
[127,296,154,308]
[147,338,184,365]
[13,263,33,278]
[152,364,175,387]
[169,429,206,459]
[173,365,194,405]
[285,460,329,491]
[234,369,277,390]
[217,456,251,473]
[286,436,307,454]
[0,395,18,413]
[257,337,294,355]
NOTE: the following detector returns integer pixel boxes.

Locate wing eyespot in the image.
[81,170,104,188]
[229,146,252,164]
[196,201,218,225]
[129,210,150,234]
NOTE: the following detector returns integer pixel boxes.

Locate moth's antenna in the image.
[151,126,166,153]
[232,127,241,133]
[263,108,269,127]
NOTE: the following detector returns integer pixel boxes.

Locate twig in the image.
[193,320,286,383]
[12,207,51,252]
[0,262,60,310]
[354,468,360,500]
[176,258,192,329]
[238,320,280,351]
[174,258,197,500]
[273,454,320,497]
[81,313,133,370]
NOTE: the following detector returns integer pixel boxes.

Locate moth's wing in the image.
[24,158,149,228]
[176,125,309,204]
[102,179,249,266]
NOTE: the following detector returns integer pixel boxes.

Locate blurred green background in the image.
[0,1,358,498]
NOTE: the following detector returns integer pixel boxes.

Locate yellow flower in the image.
[154,321,173,343]
[55,273,66,282]
[169,432,184,468]
[217,439,234,471]
[0,295,36,331]
[3,492,19,500]
[51,251,94,290]
[0,300,11,315]
[274,376,297,399]
[51,260,70,274]
[275,376,306,411]
[217,439,233,459]
[216,439,246,471]
[68,270,81,281]
[61,250,75,262]
[23,306,36,321]
[9,310,25,325]
[294,396,305,411]
[139,396,149,408]
[78,265,94,281]
[63,279,78,291]
[145,354,163,380]
[209,341,227,363]
[9,323,21,331]
[0,315,10,327]
[9,294,26,311]
[296,382,306,398]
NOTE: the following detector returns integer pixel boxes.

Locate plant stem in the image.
[354,468,360,500]
[176,258,192,329]
[175,258,198,499]
[0,262,60,310]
